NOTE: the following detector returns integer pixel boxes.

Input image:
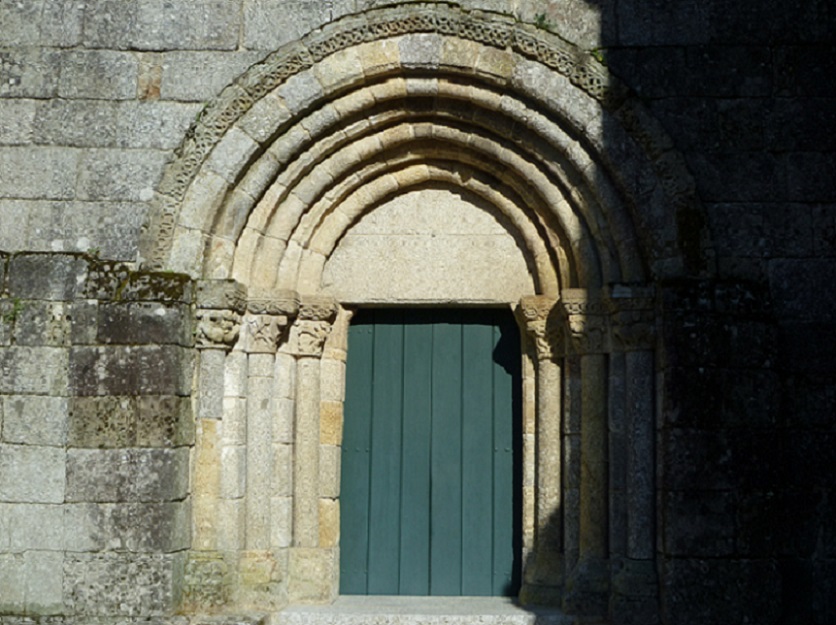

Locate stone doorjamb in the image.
[186,280,659,619]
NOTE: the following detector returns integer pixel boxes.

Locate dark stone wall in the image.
[582,1,836,622]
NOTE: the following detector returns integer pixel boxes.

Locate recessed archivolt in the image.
[142,3,710,288]
[288,161,561,297]
[232,118,596,293]
[191,77,636,291]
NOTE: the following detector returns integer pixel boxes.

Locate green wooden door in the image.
[340,309,521,596]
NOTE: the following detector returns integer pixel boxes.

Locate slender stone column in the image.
[607,287,659,623]
[516,295,563,602]
[241,291,298,551]
[562,290,608,560]
[291,296,337,547]
[607,288,656,560]
[561,289,609,615]
[186,280,245,608]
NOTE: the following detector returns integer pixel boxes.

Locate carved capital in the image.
[242,314,290,354]
[294,296,338,357]
[196,309,240,351]
[296,320,333,357]
[516,295,561,361]
[561,289,608,355]
[606,287,656,352]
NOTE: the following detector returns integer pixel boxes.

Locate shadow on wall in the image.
[542,0,836,623]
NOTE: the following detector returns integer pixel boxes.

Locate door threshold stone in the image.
[274,596,575,625]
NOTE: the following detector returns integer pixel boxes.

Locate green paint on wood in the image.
[340,309,521,596]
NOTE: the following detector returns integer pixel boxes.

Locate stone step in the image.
[274,596,575,625]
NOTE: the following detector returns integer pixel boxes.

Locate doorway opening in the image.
[339,308,523,597]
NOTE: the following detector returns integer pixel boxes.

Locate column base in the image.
[182,551,232,611]
[287,547,337,604]
[609,558,660,625]
[237,550,288,611]
[519,582,564,607]
[563,557,610,618]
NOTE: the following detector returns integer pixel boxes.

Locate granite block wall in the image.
[0,0,834,623]
[0,253,194,617]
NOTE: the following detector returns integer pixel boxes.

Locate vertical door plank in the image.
[461,318,495,595]
[340,314,375,594]
[342,309,520,597]
[492,316,517,595]
[430,313,463,595]
[367,310,404,594]
[399,311,433,594]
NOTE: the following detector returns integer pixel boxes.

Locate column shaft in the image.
[293,356,321,546]
[626,350,655,560]
[579,353,608,559]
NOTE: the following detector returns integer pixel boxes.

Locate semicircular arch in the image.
[140,2,712,292]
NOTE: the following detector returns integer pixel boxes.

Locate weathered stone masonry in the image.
[1,1,835,624]
[0,252,193,617]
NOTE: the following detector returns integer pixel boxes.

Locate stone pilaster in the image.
[516,295,564,603]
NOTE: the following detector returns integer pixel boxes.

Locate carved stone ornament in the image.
[560,289,608,355]
[243,314,289,354]
[296,320,333,357]
[294,296,338,357]
[606,288,656,351]
[610,310,656,351]
[196,309,241,351]
[195,279,247,313]
[141,4,638,271]
[517,295,561,361]
[247,289,300,317]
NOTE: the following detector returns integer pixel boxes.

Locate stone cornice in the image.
[195,279,247,313]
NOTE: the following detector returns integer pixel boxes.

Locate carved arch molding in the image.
[146,2,712,618]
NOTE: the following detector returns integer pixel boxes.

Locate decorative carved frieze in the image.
[517,295,561,361]
[196,309,241,351]
[294,296,338,357]
[247,289,300,317]
[560,289,608,355]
